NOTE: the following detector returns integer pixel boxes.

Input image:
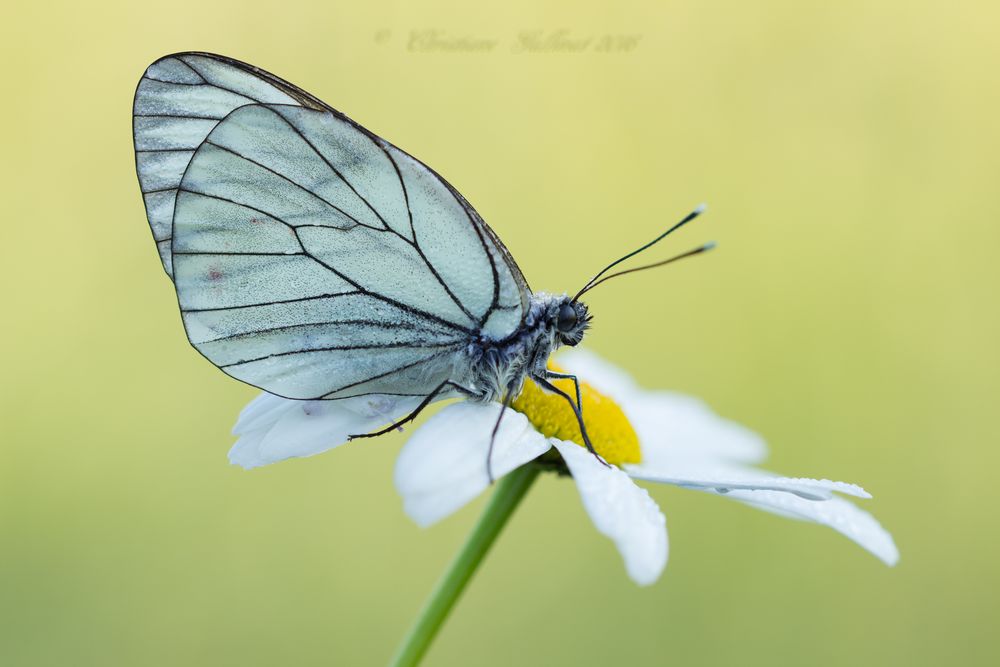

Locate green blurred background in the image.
[2,0,998,665]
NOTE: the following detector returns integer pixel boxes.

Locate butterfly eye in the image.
[556,303,578,333]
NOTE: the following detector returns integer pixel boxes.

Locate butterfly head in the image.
[554,298,591,347]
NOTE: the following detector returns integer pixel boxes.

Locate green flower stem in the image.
[389,464,542,667]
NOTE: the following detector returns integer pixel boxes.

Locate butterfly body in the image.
[462,294,590,403]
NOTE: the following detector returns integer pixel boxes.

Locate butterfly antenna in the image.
[572,203,707,302]
[576,242,716,295]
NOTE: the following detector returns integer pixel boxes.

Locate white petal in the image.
[394,402,551,527]
[233,392,295,434]
[558,349,767,464]
[627,460,870,501]
[557,348,641,399]
[559,351,896,566]
[625,392,768,464]
[552,440,668,586]
[715,488,900,566]
[228,392,421,469]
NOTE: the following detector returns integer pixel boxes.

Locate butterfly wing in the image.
[133,53,531,400]
[133,52,329,277]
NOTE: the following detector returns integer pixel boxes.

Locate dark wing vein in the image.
[320,350,457,398]
[181,291,361,313]
[380,140,416,239]
[219,340,461,369]
[270,110,393,231]
[174,188,307,251]
[173,181,476,334]
[379,147,481,324]
[173,251,304,256]
[177,58,263,104]
[200,318,457,345]
[175,57,207,82]
[264,107,479,325]
[202,140,383,232]
[288,228,477,334]
[134,112,225,121]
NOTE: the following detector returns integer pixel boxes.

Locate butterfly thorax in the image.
[460,293,591,403]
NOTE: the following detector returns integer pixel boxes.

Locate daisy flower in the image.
[230,349,898,585]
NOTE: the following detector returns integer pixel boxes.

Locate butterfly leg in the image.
[347,381,476,440]
[485,384,519,484]
[532,374,610,468]
[543,370,583,415]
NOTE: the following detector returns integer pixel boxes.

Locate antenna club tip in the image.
[693,203,708,215]
[704,240,718,251]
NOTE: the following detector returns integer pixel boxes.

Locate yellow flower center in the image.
[511,363,641,465]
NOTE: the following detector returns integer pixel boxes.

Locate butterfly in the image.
[133,52,711,470]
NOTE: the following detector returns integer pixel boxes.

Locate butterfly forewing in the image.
[134,53,532,400]
[134,53,321,276]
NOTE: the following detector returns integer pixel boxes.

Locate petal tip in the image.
[874,533,901,567]
[227,445,264,470]
[627,559,667,587]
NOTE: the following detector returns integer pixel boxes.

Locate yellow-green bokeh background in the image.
[3,1,998,665]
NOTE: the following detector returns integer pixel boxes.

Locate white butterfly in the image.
[133,52,709,456]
